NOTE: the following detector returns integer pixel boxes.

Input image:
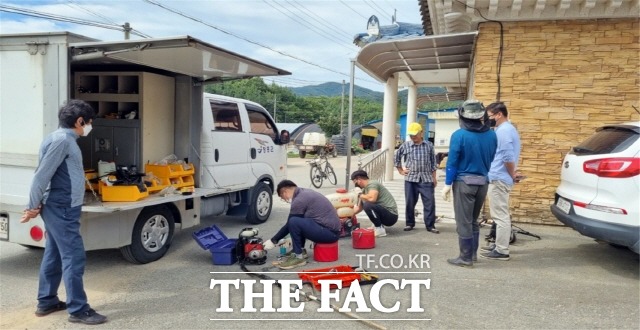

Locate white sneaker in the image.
[374,226,387,237]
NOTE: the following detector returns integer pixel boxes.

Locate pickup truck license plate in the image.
[556,197,571,214]
[0,214,8,240]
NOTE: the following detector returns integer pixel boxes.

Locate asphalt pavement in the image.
[0,155,638,329]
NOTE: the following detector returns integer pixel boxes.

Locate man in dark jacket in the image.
[263,180,340,269]
[442,100,497,267]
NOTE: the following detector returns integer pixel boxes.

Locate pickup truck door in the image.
[246,105,287,184]
[201,99,250,189]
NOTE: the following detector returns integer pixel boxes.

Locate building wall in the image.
[429,111,459,154]
[472,19,639,225]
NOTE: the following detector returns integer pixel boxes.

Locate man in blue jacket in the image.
[21,100,107,324]
[442,100,497,267]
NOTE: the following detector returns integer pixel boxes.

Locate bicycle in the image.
[307,154,337,188]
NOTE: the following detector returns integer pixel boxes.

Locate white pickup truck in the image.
[0,32,291,263]
[297,132,337,158]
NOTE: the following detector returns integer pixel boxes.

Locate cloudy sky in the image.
[0,0,423,91]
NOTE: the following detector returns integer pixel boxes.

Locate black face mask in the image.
[488,119,497,127]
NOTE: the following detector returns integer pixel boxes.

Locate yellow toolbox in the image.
[145,163,195,191]
[84,169,99,191]
[144,175,169,193]
[101,184,149,202]
[145,163,195,178]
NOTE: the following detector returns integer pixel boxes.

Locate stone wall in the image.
[472,19,639,224]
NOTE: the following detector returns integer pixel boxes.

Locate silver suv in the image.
[550,122,639,253]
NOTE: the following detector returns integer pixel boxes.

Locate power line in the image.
[66,0,117,25]
[65,0,152,38]
[264,0,354,52]
[66,0,151,38]
[143,0,358,80]
[339,0,368,20]
[0,4,121,31]
[364,0,389,20]
[0,4,149,38]
[287,0,354,40]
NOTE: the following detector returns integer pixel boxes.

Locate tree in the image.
[204,78,387,136]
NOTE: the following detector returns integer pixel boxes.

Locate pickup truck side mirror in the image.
[279,130,290,145]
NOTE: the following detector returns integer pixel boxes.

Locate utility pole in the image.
[341,80,345,135]
[345,60,355,190]
[273,95,277,123]
[123,22,131,40]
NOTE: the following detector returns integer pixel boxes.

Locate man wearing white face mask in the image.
[21,100,107,325]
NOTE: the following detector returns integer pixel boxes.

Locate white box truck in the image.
[0,32,291,263]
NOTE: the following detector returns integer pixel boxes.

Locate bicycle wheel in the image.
[310,165,323,188]
[325,165,337,185]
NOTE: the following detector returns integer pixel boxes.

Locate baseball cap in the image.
[459,99,486,120]
[350,170,369,180]
[407,122,422,136]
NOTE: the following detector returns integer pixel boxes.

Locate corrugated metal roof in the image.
[355,32,477,91]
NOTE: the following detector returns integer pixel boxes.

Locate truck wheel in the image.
[120,205,175,264]
[246,182,272,224]
[299,151,306,158]
[331,148,338,158]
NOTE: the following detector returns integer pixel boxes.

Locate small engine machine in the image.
[236,228,267,265]
[339,216,359,238]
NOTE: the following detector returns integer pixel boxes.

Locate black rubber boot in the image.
[472,231,480,262]
[447,237,474,267]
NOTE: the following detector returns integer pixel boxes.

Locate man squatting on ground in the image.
[263,180,341,269]
[20,100,108,325]
[481,102,522,261]
[394,122,440,233]
[351,169,398,237]
[442,100,497,267]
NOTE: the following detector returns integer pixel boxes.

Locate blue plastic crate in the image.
[192,225,238,265]
[210,239,238,265]
[192,224,227,250]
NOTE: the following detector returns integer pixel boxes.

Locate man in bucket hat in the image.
[442,100,497,267]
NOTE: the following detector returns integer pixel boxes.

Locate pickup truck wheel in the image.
[299,150,306,158]
[120,206,174,264]
[246,182,272,224]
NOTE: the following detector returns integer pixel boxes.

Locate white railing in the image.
[357,148,389,182]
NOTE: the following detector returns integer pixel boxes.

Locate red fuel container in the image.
[313,241,339,262]
[352,228,375,249]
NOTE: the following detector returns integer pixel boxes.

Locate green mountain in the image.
[289,82,447,104]
[290,82,383,102]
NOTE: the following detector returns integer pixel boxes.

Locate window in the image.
[210,100,242,132]
[247,105,277,140]
[571,126,639,155]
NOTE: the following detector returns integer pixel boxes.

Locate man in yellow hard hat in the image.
[394,122,439,234]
